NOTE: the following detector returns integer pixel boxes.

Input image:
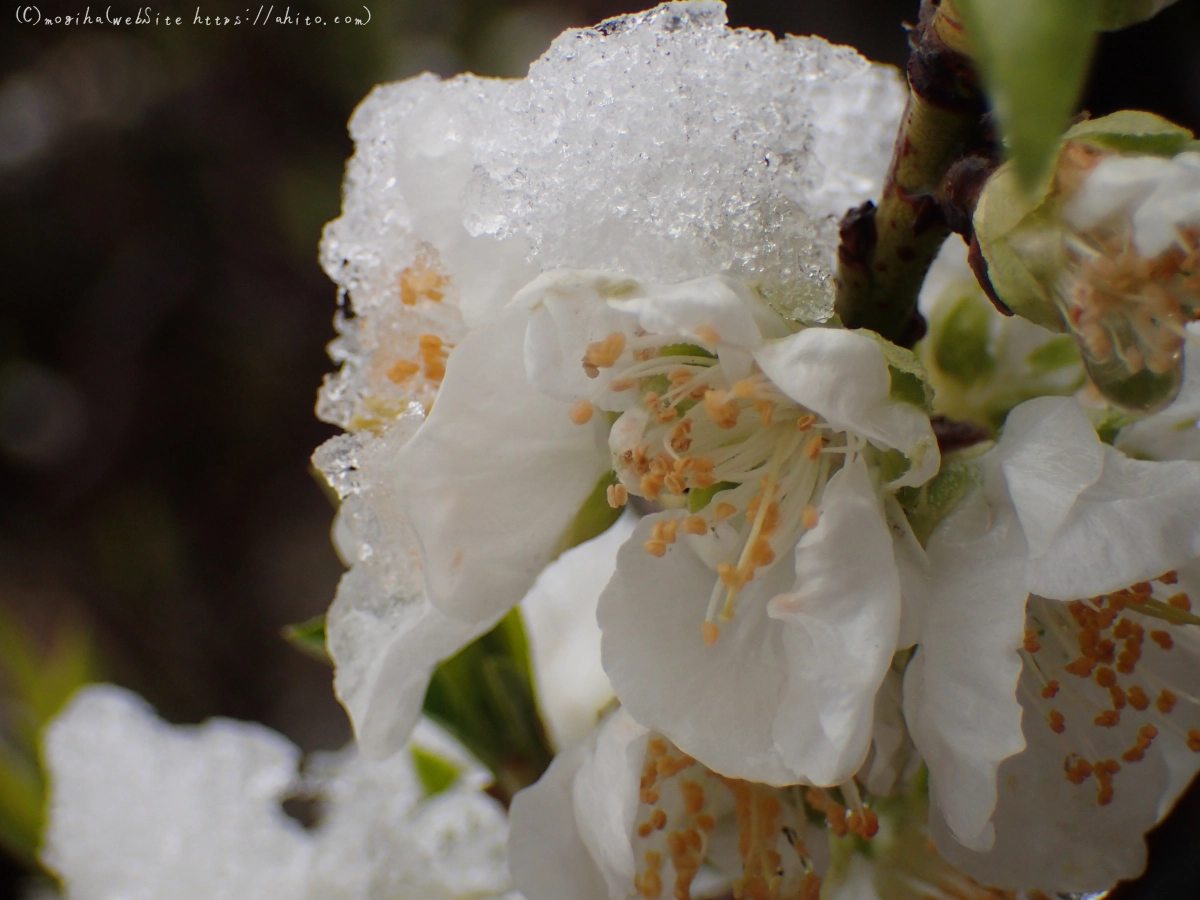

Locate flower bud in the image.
[973,111,1200,411]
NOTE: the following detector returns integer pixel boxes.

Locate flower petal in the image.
[598,513,798,785]
[508,737,610,900]
[768,457,902,785]
[754,329,938,487]
[395,309,611,622]
[521,512,637,750]
[513,270,642,406]
[903,488,1028,851]
[930,683,1169,892]
[992,397,1106,555]
[572,709,650,900]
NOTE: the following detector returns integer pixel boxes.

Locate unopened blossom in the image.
[1059,149,1200,387]
[904,396,1200,891]
[41,685,518,900]
[508,708,837,900]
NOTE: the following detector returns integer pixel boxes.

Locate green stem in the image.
[834,0,990,346]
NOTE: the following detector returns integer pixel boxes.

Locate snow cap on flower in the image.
[41,685,517,900]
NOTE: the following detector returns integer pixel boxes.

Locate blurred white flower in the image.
[41,685,518,900]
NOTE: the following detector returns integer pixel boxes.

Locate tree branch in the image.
[834,0,993,346]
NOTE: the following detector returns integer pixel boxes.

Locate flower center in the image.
[1021,573,1200,807]
[633,736,825,900]
[1061,225,1200,377]
[569,331,850,645]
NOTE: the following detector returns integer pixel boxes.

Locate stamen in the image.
[683,515,708,535]
[607,483,629,508]
[386,359,421,382]
[702,621,720,646]
[569,399,595,425]
[584,332,627,371]
[693,325,721,345]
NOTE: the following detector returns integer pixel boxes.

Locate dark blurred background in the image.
[1,0,1198,897]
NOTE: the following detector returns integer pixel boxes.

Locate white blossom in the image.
[904,396,1200,891]
[40,685,518,900]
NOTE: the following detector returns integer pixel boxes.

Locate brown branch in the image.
[834,0,994,346]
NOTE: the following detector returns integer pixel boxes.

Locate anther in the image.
[713,502,736,522]
[801,505,820,530]
[1094,710,1121,728]
[796,413,817,431]
[1024,629,1042,653]
[1159,570,1179,584]
[1128,686,1150,710]
[569,399,595,425]
[693,325,721,345]
[702,621,720,646]
[1168,592,1192,611]
[644,540,668,558]
[1095,667,1117,688]
[607,483,629,508]
[1188,730,1200,752]
[804,435,826,461]
[1150,630,1174,650]
[1157,689,1178,714]
[683,515,708,535]
[383,357,420,384]
[584,332,627,371]
[1048,710,1065,733]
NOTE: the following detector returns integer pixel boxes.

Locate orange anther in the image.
[701,621,720,646]
[569,399,595,425]
[1095,667,1117,688]
[702,389,739,429]
[801,504,820,530]
[1048,710,1065,733]
[1168,592,1192,612]
[1151,630,1174,650]
[682,515,708,535]
[1110,685,1127,710]
[1188,730,1200,752]
[610,377,637,392]
[650,808,667,831]
[1042,680,1060,699]
[664,472,687,495]
[1094,710,1121,728]
[805,435,827,461]
[731,378,757,399]
[641,474,663,501]
[1128,686,1150,710]
[680,780,705,814]
[386,359,421,382]
[1159,570,1179,584]
[1065,657,1097,678]
[1123,746,1146,763]
[796,413,817,431]
[1131,581,1153,596]
[1024,629,1042,653]
[713,502,736,522]
[607,483,629,508]
[584,332,627,370]
[636,867,663,899]
[1157,689,1178,714]
[644,540,668,558]
[644,850,662,870]
[693,325,721,345]
[648,738,668,759]
[750,538,775,567]
[753,400,774,425]
[694,813,715,833]
[637,822,654,838]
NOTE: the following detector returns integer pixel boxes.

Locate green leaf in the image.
[409,745,461,797]
[281,615,331,664]
[422,608,553,803]
[861,330,935,410]
[688,481,738,514]
[1064,110,1196,157]
[934,294,997,386]
[1025,335,1081,375]
[897,456,983,545]
[557,471,624,555]
[1097,0,1181,30]
[958,0,1099,189]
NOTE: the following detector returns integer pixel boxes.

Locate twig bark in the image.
[834,0,993,346]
